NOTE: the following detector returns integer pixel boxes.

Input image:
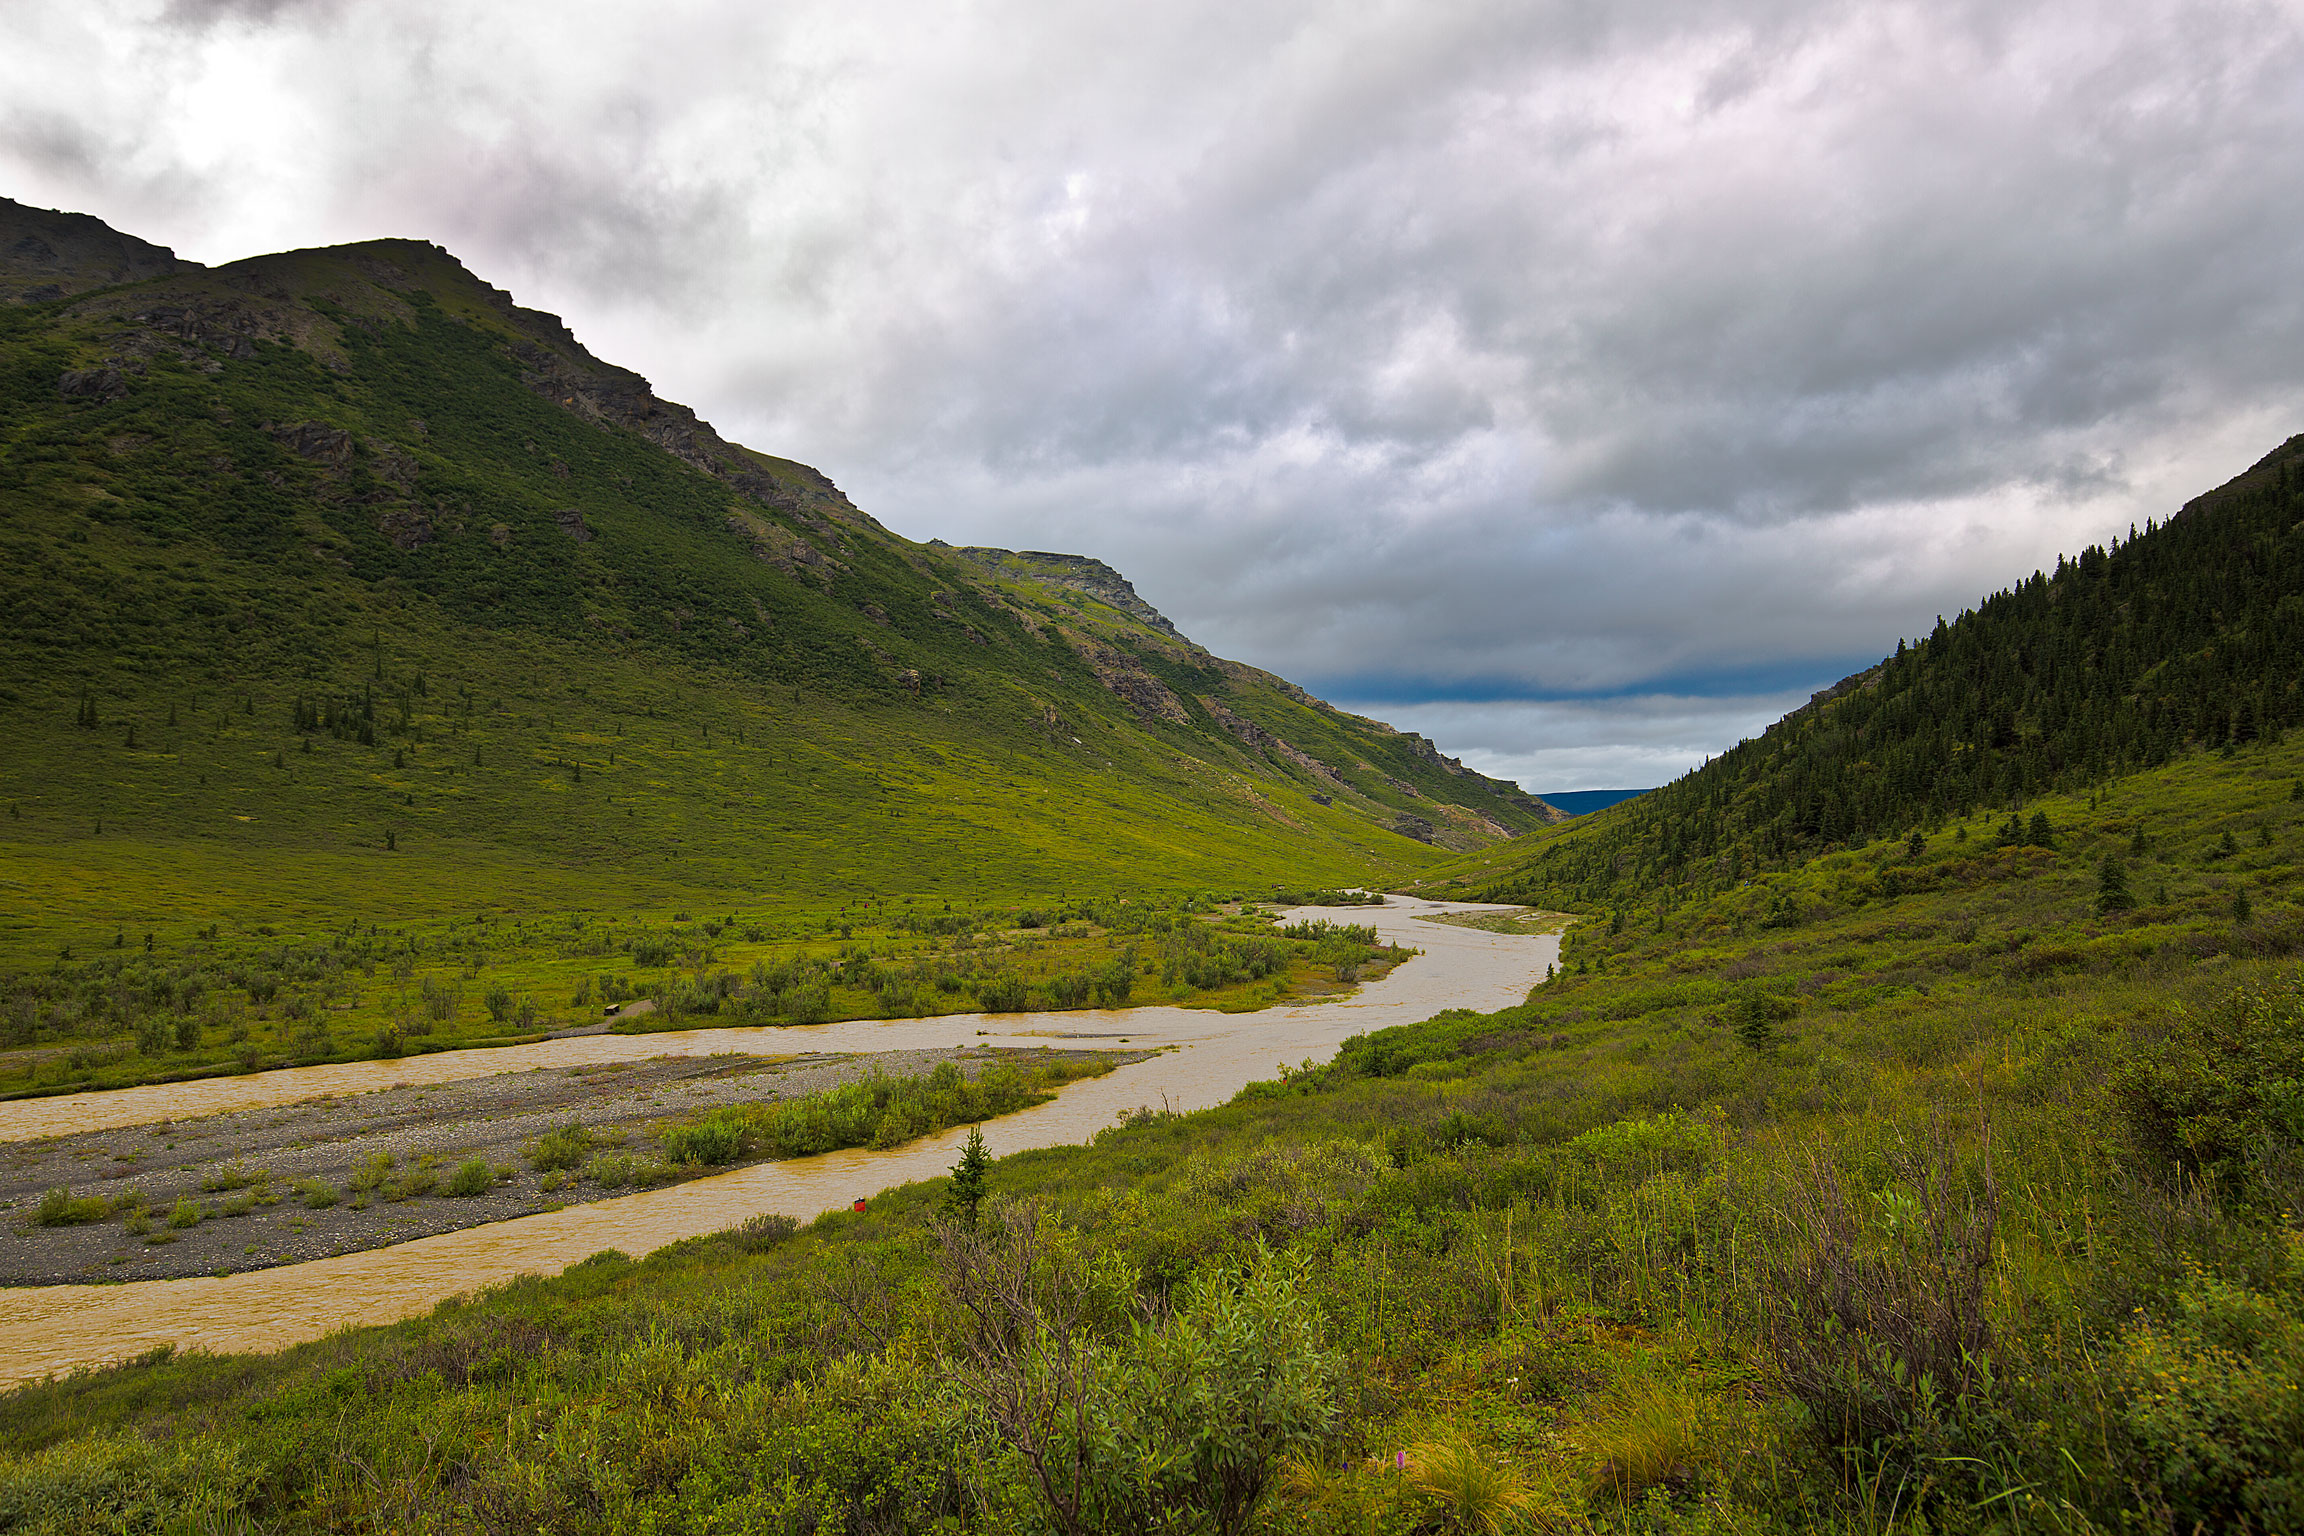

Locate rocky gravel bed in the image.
[0,1045,1126,1283]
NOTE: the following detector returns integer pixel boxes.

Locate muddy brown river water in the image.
[0,898,1557,1387]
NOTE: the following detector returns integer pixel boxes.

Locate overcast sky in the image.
[8,0,2303,790]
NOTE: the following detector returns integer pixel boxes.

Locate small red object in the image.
[852,1198,867,1212]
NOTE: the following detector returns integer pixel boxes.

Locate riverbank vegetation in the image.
[3,733,2297,1532]
[0,898,1408,1098]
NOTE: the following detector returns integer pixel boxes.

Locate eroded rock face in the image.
[554,508,592,543]
[1083,650,1191,724]
[375,507,435,550]
[268,421,355,466]
[1198,696,1342,782]
[56,368,125,401]
[955,548,1182,636]
[1391,813,1437,843]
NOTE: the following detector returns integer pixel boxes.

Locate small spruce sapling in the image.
[2234,887,2253,925]
[2096,855,2134,915]
[1735,994,1776,1051]
[947,1124,990,1229]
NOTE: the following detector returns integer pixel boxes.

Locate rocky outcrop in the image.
[375,506,436,551]
[504,324,883,540]
[56,368,126,401]
[726,507,841,586]
[1077,645,1191,724]
[1198,697,1343,783]
[951,547,1183,637]
[267,421,354,466]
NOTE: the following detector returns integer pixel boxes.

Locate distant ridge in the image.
[1537,789,1650,816]
[1,198,197,304]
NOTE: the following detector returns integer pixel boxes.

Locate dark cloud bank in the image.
[8,0,2303,787]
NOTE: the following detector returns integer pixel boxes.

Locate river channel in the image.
[0,897,1556,1388]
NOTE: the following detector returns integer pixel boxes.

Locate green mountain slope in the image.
[1431,436,2304,908]
[0,199,1552,960]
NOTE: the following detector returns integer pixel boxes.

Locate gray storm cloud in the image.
[7,0,2303,787]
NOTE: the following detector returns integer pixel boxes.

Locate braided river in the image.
[0,896,1557,1387]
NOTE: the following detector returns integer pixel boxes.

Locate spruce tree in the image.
[946,1124,990,1229]
[2096,856,2134,915]
[1735,995,1775,1051]
[2234,887,2253,925]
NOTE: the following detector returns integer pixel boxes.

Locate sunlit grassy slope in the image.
[0,206,1553,964]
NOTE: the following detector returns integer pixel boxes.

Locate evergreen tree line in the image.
[1481,440,2304,908]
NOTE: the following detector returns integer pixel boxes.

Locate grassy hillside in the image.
[0,201,1550,972]
[2,710,2297,1533]
[1431,436,2304,912]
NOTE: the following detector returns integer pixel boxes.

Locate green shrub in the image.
[1755,1128,1998,1464]
[197,1163,262,1193]
[660,1113,744,1167]
[444,1159,494,1197]
[0,1432,257,1535]
[385,1167,437,1201]
[2116,1250,2304,1531]
[2117,976,2304,1201]
[163,1198,204,1230]
[346,1152,396,1193]
[525,1122,593,1171]
[1564,1111,1718,1178]
[974,975,1029,1012]
[583,1151,675,1189]
[33,1187,109,1226]
[295,1178,339,1209]
[937,1208,1339,1535]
